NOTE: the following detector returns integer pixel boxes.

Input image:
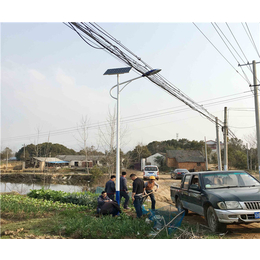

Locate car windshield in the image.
[145,167,157,171]
[177,169,189,172]
[202,172,260,189]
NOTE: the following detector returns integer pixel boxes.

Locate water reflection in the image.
[0,181,89,195]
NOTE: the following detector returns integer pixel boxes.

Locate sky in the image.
[1,0,260,254]
[1,2,260,155]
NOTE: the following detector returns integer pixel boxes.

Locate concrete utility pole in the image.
[6,149,9,170]
[23,144,26,170]
[246,143,249,170]
[216,117,222,171]
[252,60,260,180]
[223,107,228,171]
[204,136,208,170]
[239,60,260,179]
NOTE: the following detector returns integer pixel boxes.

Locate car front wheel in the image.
[206,206,227,233]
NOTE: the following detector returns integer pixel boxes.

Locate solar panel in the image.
[104,67,132,75]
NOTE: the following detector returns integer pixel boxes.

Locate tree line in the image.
[1,137,256,170]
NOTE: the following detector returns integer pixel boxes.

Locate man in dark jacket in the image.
[105,175,116,200]
[130,173,145,218]
[120,171,129,209]
[97,191,120,216]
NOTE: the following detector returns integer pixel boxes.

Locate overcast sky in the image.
[1,2,260,154]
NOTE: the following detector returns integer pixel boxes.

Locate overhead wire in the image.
[3,91,255,143]
[212,22,252,85]
[244,23,260,58]
[65,23,229,132]
[6,23,259,145]
[193,22,250,84]
[227,23,252,65]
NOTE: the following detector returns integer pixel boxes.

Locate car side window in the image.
[183,175,191,189]
[190,175,200,190]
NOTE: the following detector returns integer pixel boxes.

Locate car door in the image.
[181,174,191,209]
[187,174,204,215]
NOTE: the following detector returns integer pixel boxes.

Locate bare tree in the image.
[98,107,116,175]
[136,142,145,162]
[76,116,90,174]
[244,131,257,170]
[98,106,128,175]
[33,127,41,173]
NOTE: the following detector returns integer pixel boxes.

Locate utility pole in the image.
[246,143,249,170]
[6,149,9,170]
[216,117,222,171]
[252,60,260,180]
[204,136,208,170]
[239,60,260,179]
[223,107,228,171]
[23,144,26,170]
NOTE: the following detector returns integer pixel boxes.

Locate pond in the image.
[0,181,91,195]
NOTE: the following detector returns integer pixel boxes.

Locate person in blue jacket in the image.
[120,171,130,209]
[105,175,116,200]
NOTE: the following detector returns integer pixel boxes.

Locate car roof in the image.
[194,170,247,175]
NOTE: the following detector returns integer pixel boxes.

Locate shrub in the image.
[90,165,103,183]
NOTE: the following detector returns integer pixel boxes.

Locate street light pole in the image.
[104,67,161,205]
[115,73,120,204]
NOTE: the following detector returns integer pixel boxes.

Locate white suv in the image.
[143,165,159,180]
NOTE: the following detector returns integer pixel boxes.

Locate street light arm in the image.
[109,75,143,99]
[109,69,161,99]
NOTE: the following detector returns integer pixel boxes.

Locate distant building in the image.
[166,150,206,171]
[31,157,69,171]
[57,155,105,168]
[29,155,105,170]
[206,140,224,153]
[145,153,166,167]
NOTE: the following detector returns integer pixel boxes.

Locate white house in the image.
[206,140,224,153]
[146,153,165,167]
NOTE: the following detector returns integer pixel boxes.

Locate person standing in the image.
[130,173,145,218]
[120,171,129,209]
[144,176,159,210]
[105,175,116,200]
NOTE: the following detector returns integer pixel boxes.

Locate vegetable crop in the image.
[27,188,98,208]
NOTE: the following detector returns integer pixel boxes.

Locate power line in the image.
[227,23,252,65]
[193,22,250,84]
[243,23,260,58]
[212,22,252,85]
[3,90,255,143]
[66,22,239,139]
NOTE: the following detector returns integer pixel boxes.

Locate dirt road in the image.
[130,170,260,239]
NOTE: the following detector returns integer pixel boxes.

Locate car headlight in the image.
[217,201,242,209]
